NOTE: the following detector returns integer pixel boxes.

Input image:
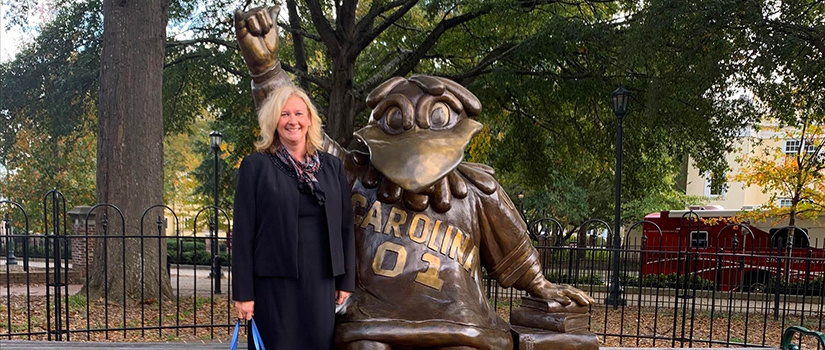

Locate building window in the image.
[777,198,793,208]
[784,140,802,154]
[784,139,819,154]
[704,174,726,197]
[690,231,709,249]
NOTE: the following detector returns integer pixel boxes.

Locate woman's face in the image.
[277,95,312,148]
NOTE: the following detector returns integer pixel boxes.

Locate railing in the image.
[483,232,825,348]
[2,197,824,347]
[1,193,234,342]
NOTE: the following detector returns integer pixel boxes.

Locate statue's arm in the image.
[478,184,594,307]
[323,134,350,161]
[233,6,295,108]
[235,6,350,164]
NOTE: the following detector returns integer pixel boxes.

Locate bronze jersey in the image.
[334,153,546,350]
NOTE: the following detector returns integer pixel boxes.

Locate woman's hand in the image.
[235,300,255,320]
[335,291,351,305]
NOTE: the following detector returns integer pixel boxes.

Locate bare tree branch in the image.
[166,38,238,50]
[281,63,332,90]
[500,88,561,137]
[351,0,419,59]
[338,0,359,43]
[387,3,501,79]
[164,53,247,77]
[164,53,206,69]
[214,64,248,79]
[277,21,323,42]
[304,0,340,56]
[443,42,518,84]
[287,0,310,91]
[358,49,413,93]
[354,0,414,36]
[764,19,825,57]
[386,18,427,33]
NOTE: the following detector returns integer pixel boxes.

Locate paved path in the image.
[5,261,823,320]
[1,263,230,297]
[0,341,778,349]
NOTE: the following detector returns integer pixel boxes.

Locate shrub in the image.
[765,275,825,296]
[545,272,604,285]
[166,238,228,266]
[623,273,716,290]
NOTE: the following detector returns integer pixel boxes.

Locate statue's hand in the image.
[531,279,595,307]
[234,6,279,77]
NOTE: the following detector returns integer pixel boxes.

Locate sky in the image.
[0,1,50,63]
[0,1,213,64]
[0,4,22,63]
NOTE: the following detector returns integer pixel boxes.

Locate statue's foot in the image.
[341,340,392,350]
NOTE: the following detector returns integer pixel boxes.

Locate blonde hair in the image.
[255,86,324,155]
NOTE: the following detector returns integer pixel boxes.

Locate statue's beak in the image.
[354,119,483,193]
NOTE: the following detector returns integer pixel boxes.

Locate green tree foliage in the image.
[473,0,759,223]
[745,0,825,124]
[730,0,825,226]
[1,0,102,231]
[0,121,97,234]
[189,0,650,217]
[0,0,234,231]
[1,0,102,158]
[3,0,822,232]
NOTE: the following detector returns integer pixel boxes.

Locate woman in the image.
[232,86,355,349]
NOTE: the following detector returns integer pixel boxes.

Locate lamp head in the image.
[611,85,630,117]
[210,131,223,150]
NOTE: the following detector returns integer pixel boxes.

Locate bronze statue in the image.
[234,6,597,350]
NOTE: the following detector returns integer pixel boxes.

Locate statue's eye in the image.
[430,102,450,129]
[382,106,405,135]
[386,107,404,130]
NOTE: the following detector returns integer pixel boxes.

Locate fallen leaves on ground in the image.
[0,294,237,342]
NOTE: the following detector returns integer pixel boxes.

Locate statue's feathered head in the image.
[354,75,483,193]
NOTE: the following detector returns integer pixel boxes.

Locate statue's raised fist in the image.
[234,6,279,78]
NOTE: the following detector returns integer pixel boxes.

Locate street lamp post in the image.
[4,213,16,265]
[606,85,629,307]
[209,131,222,294]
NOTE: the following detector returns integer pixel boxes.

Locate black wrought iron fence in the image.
[1,192,235,342]
[483,228,825,348]
[2,196,825,348]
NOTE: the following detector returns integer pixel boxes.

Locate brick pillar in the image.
[68,206,95,277]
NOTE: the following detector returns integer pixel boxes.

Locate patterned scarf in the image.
[275,145,325,205]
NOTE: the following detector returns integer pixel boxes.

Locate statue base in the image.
[511,325,599,350]
[509,297,599,350]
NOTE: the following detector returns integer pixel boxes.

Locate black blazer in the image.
[231,151,355,301]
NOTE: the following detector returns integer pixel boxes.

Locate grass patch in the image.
[68,294,87,308]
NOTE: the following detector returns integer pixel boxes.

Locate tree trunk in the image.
[287,0,310,92]
[86,0,174,304]
[326,58,357,147]
[788,208,796,227]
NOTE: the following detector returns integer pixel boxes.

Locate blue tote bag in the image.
[230,318,267,350]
